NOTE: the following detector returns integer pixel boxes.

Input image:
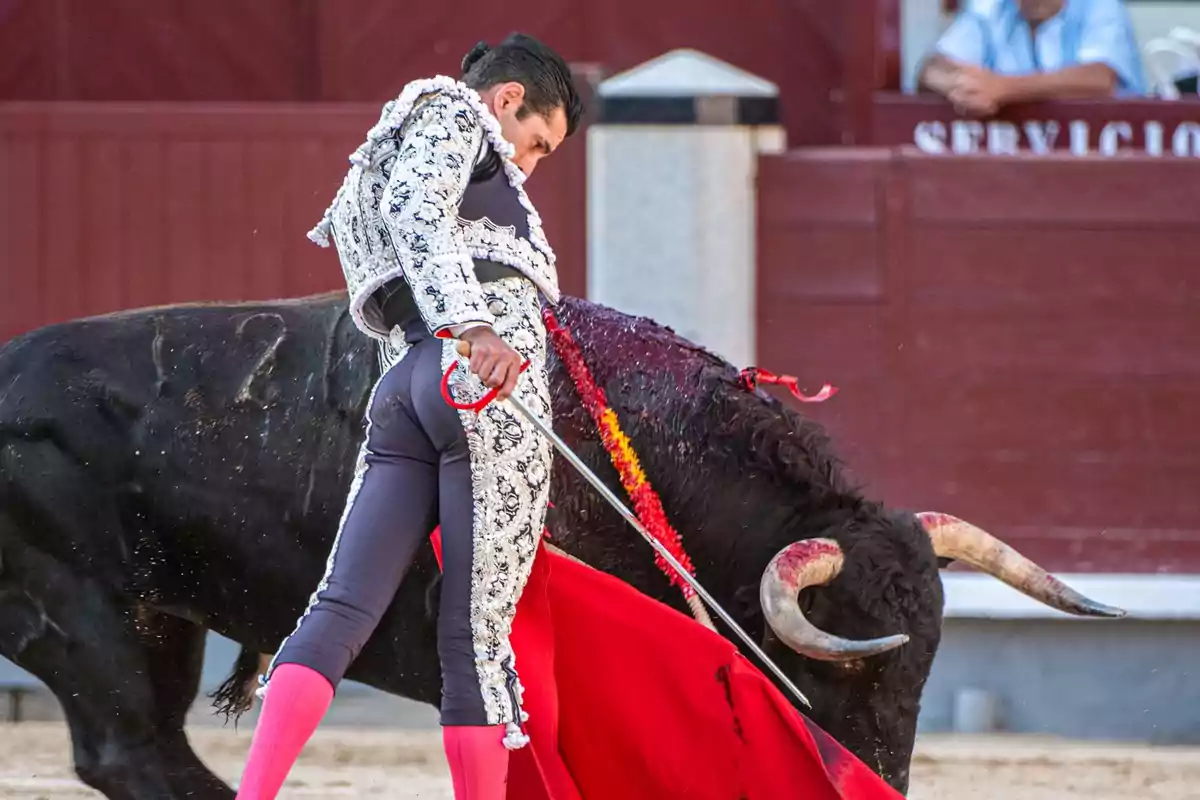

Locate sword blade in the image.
[506,393,812,710]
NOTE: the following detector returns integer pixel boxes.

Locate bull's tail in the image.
[210,646,270,723]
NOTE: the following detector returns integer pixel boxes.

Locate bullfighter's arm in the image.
[381,93,496,338]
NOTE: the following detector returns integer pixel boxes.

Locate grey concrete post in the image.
[586,49,785,367]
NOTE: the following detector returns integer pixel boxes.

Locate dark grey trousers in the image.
[270,334,490,723]
[263,276,553,733]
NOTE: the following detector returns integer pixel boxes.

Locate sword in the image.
[446,341,813,709]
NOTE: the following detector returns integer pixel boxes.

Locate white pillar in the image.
[586,49,785,368]
[902,0,949,92]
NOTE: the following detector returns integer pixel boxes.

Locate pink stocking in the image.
[235,663,334,799]
[443,725,511,799]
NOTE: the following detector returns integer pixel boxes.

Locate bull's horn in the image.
[917,512,1126,618]
[760,538,911,661]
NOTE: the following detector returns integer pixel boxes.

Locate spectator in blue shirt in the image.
[918,0,1146,117]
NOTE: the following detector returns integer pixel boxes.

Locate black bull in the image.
[0,291,1122,798]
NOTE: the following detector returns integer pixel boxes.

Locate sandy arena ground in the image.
[0,723,1198,799]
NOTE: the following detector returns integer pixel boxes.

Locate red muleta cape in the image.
[430,529,904,800]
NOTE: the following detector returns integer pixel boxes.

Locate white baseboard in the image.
[940,573,1200,620]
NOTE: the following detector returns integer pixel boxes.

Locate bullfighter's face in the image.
[481,81,567,178]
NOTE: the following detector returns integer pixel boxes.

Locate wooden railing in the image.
[0,102,587,343]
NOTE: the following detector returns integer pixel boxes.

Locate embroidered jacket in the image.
[308,76,560,341]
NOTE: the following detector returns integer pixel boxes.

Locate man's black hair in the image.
[461,33,584,137]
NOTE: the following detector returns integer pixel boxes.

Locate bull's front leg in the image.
[0,538,234,799]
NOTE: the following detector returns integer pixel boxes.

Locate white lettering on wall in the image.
[987,121,1020,154]
[1098,121,1132,156]
[1024,121,1061,154]
[914,121,948,153]
[1172,122,1200,157]
[1069,120,1090,155]
[951,120,985,153]
[910,119,1200,157]
[1145,121,1164,156]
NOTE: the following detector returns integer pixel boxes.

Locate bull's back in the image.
[0,294,380,620]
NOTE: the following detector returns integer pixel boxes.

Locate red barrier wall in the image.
[0,0,884,145]
[757,149,1200,574]
[0,0,315,101]
[0,103,587,341]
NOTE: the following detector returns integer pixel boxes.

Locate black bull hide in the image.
[0,291,956,797]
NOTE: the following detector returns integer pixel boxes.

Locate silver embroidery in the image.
[378,328,414,379]
[439,277,553,735]
[458,215,554,281]
[309,77,560,342]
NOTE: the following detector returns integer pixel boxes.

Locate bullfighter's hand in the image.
[456,327,522,400]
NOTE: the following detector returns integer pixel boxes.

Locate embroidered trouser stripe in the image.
[439,278,552,729]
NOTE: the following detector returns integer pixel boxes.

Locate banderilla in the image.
[445,339,812,710]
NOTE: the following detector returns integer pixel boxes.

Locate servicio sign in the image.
[914,119,1200,156]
